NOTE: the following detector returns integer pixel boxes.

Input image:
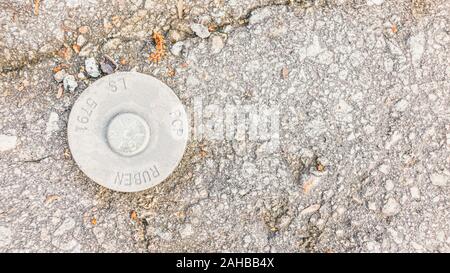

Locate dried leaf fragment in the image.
[119,57,127,65]
[57,45,73,61]
[281,67,289,79]
[52,66,62,73]
[208,23,218,33]
[303,175,321,194]
[176,0,184,19]
[130,210,138,220]
[149,32,166,63]
[78,26,90,34]
[63,148,71,159]
[391,24,398,34]
[72,44,81,54]
[56,85,64,99]
[167,66,176,77]
[199,149,207,158]
[44,195,60,205]
[316,162,325,172]
[33,0,40,16]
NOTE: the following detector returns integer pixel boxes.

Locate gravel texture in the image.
[0,0,449,253]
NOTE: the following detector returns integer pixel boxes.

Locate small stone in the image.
[0,226,12,247]
[300,204,321,215]
[77,72,86,80]
[0,135,17,152]
[79,43,95,57]
[410,32,425,67]
[249,8,272,25]
[410,186,420,199]
[436,230,446,242]
[211,35,224,54]
[367,0,384,5]
[395,99,409,112]
[63,20,77,30]
[180,224,194,238]
[85,57,101,78]
[336,99,353,114]
[54,217,76,236]
[382,197,400,217]
[379,164,390,174]
[102,38,122,52]
[78,26,90,34]
[411,241,424,251]
[385,131,402,149]
[46,112,60,134]
[167,29,184,43]
[385,180,395,191]
[100,55,118,75]
[130,0,143,10]
[388,228,404,244]
[430,173,448,186]
[366,241,381,252]
[190,23,210,39]
[63,75,78,92]
[171,41,184,56]
[76,35,87,47]
[223,25,234,33]
[53,70,67,83]
[368,201,377,211]
[186,75,200,88]
[336,206,346,215]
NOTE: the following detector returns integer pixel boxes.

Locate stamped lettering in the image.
[109,77,127,93]
[169,110,185,137]
[75,97,97,131]
[114,165,160,186]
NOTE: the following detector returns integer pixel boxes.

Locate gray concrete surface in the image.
[0,0,449,252]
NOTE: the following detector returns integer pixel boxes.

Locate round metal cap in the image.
[68,72,188,192]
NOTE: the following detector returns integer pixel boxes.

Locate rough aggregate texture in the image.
[0,0,449,252]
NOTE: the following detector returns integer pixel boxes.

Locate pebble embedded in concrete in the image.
[63,75,78,92]
[382,198,401,217]
[53,70,66,83]
[211,35,224,54]
[99,56,118,75]
[430,173,448,187]
[171,42,184,56]
[45,112,60,135]
[410,186,421,199]
[300,204,321,215]
[0,135,17,152]
[76,35,87,47]
[367,0,385,6]
[191,23,210,39]
[85,57,101,78]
